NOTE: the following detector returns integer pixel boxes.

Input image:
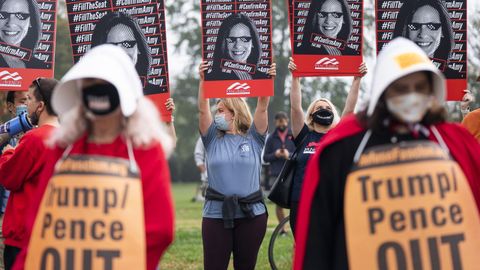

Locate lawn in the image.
[160,183,293,270]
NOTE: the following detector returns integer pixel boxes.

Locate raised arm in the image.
[288,57,305,138]
[164,98,177,147]
[198,61,212,136]
[342,62,367,117]
[254,63,276,134]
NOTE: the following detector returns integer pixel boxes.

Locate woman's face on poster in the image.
[106,23,139,64]
[317,0,343,39]
[0,0,31,46]
[407,5,442,58]
[226,23,252,63]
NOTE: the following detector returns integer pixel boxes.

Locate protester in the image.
[287,58,367,234]
[0,0,46,68]
[192,137,208,202]
[263,111,295,234]
[294,38,480,269]
[0,91,27,270]
[12,45,174,270]
[198,60,275,269]
[0,78,58,270]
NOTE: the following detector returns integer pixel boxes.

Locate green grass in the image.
[160,183,293,270]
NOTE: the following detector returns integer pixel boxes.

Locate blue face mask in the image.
[215,114,231,131]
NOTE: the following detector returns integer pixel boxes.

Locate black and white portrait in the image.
[393,0,454,65]
[206,13,269,81]
[91,12,152,84]
[297,0,356,55]
[0,0,46,69]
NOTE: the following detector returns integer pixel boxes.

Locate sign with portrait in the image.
[287,0,294,48]
[65,0,171,120]
[344,141,480,270]
[291,0,364,76]
[201,0,274,98]
[0,0,57,90]
[376,0,467,100]
[25,155,146,269]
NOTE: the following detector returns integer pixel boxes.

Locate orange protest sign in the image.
[345,141,480,270]
[25,155,146,270]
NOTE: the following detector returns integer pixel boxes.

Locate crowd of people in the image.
[0,17,478,270]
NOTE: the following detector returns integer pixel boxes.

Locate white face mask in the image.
[386,92,433,124]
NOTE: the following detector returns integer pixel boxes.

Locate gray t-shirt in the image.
[202,122,266,219]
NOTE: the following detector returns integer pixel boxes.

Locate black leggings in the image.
[4,245,20,270]
[202,214,267,270]
[290,201,299,236]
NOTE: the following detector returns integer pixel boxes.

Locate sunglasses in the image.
[107,40,137,49]
[33,78,47,104]
[0,11,30,21]
[226,36,252,43]
[317,11,343,19]
[407,23,442,31]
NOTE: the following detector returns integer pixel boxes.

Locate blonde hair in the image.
[305,98,340,131]
[218,98,253,135]
[49,97,173,157]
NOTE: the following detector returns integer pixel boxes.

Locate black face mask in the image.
[82,83,120,115]
[277,126,287,132]
[312,108,334,126]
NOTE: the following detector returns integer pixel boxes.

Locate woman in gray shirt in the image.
[198,61,276,270]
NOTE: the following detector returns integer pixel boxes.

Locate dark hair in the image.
[6,91,14,104]
[211,13,262,73]
[275,111,289,120]
[357,72,446,132]
[91,12,152,79]
[31,77,58,116]
[393,0,454,61]
[0,0,41,51]
[301,0,352,45]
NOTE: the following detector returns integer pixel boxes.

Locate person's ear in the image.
[37,101,46,113]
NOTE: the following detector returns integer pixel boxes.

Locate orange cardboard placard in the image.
[25,155,146,270]
[345,141,480,270]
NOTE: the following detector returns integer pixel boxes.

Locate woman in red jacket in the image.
[14,44,175,270]
[294,38,480,270]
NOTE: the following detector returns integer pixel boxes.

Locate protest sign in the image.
[25,155,146,270]
[201,0,274,98]
[376,0,467,100]
[66,0,171,120]
[345,141,480,269]
[0,0,57,90]
[292,0,363,77]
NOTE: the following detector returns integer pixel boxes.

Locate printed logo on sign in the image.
[314,57,339,70]
[0,71,22,87]
[226,82,251,95]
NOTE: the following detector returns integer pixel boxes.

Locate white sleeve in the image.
[194,137,205,166]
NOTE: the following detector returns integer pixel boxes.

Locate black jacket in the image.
[263,128,296,177]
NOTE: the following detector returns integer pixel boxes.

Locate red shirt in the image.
[13,134,175,270]
[0,125,56,248]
